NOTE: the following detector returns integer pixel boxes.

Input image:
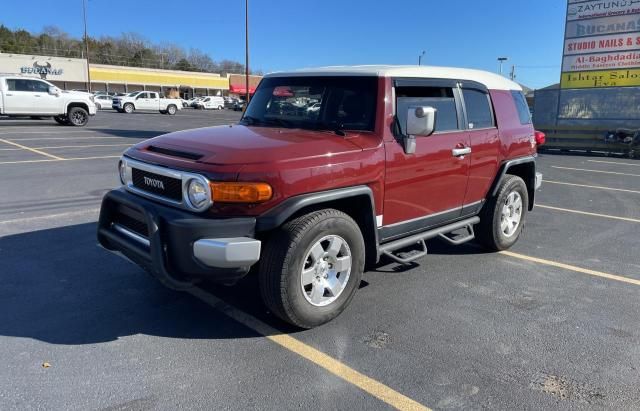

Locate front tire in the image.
[67,107,89,127]
[259,209,365,329]
[123,103,134,114]
[477,174,528,251]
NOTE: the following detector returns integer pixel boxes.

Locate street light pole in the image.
[82,0,92,92]
[244,0,250,105]
[418,50,426,66]
[497,57,508,76]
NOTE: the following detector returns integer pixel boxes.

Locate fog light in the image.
[118,160,126,184]
[187,178,209,209]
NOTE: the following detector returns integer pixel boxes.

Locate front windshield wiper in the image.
[240,115,261,126]
[313,121,347,137]
[262,117,294,128]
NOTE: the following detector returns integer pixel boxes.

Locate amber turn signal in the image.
[210,182,273,203]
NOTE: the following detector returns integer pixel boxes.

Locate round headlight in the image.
[118,160,126,185]
[187,178,209,209]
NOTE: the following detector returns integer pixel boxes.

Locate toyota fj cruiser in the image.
[98,66,542,328]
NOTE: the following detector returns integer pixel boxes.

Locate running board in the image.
[379,217,480,265]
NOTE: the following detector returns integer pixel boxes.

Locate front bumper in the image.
[88,105,97,115]
[97,188,261,288]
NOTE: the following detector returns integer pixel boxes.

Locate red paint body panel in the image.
[123,77,534,225]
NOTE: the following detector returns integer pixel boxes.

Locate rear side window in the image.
[511,90,531,125]
[462,88,494,129]
[396,86,459,133]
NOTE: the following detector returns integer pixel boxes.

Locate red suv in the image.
[98,66,542,328]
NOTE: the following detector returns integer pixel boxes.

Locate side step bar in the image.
[379,217,480,265]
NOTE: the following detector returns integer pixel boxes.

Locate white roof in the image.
[265,65,522,91]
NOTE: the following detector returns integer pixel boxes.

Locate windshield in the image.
[127,92,139,97]
[241,76,377,132]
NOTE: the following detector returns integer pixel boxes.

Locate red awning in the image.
[229,84,256,94]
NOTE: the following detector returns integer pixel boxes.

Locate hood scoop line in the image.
[147,145,204,161]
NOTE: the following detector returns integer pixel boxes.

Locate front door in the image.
[381,79,471,242]
[135,92,153,110]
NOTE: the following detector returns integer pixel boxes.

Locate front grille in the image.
[132,168,182,201]
[113,204,148,237]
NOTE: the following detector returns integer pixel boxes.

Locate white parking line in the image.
[0,138,64,160]
[4,136,146,141]
[0,143,132,151]
[551,166,640,178]
[0,155,119,165]
[537,204,640,223]
[544,180,640,194]
[0,208,100,225]
[588,159,640,167]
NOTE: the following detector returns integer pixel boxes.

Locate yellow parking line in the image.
[544,180,640,194]
[499,251,640,286]
[588,160,640,167]
[6,136,141,141]
[0,155,119,165]
[0,138,64,160]
[35,143,132,150]
[551,166,640,177]
[0,143,132,151]
[537,204,640,223]
[188,287,429,411]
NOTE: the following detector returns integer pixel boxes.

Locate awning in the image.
[229,84,256,94]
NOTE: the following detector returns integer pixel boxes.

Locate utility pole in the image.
[418,50,426,66]
[82,0,91,92]
[510,65,516,81]
[497,57,508,76]
[244,0,250,106]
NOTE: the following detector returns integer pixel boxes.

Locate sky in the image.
[0,0,567,89]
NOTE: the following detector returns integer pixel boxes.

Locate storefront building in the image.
[0,53,239,98]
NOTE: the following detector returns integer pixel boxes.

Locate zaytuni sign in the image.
[562,0,640,88]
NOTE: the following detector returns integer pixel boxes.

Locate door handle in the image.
[5,94,12,96]
[452,147,471,157]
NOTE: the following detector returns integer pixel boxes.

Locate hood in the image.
[133,125,365,166]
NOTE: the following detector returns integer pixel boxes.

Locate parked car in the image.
[188,97,204,108]
[98,65,542,328]
[0,76,96,126]
[306,102,321,114]
[112,91,182,115]
[94,94,114,109]
[194,96,225,110]
[232,100,246,111]
[179,99,190,108]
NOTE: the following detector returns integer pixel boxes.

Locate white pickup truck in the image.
[112,91,182,115]
[0,76,97,126]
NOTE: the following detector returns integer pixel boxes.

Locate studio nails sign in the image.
[567,0,640,21]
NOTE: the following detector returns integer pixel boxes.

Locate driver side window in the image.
[395,86,459,135]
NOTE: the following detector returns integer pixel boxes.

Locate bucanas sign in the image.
[561,0,640,88]
[20,61,64,79]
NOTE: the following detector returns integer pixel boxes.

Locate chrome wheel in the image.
[300,235,352,307]
[500,191,523,238]
[124,104,134,113]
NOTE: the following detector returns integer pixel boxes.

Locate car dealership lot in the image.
[1,110,639,410]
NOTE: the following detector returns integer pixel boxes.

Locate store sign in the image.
[567,0,640,21]
[566,14,640,37]
[20,61,64,79]
[563,51,640,71]
[561,0,640,88]
[561,68,640,87]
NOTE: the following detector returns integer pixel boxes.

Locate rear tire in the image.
[217,105,223,110]
[167,105,177,115]
[259,209,365,329]
[476,174,528,251]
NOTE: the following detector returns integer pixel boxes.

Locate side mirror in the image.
[403,106,436,154]
[48,86,60,96]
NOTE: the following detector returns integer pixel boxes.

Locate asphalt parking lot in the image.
[1,109,639,410]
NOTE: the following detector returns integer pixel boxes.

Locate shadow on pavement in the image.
[0,222,266,345]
